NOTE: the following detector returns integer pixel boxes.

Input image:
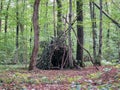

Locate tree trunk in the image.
[4,0,11,33]
[89,1,97,64]
[20,0,27,67]
[93,2,120,28]
[44,1,49,40]
[53,0,56,37]
[119,43,120,62]
[105,2,110,47]
[14,0,19,64]
[30,26,32,50]
[97,0,102,66]
[76,0,84,67]
[68,0,73,67]
[20,0,25,33]
[56,0,62,36]
[16,5,19,50]
[0,0,3,32]
[29,0,40,71]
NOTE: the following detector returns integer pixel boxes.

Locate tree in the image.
[89,0,97,64]
[76,0,84,67]
[93,2,120,28]
[29,0,40,71]
[56,0,62,36]
[0,0,3,32]
[105,1,110,47]
[53,0,56,37]
[14,0,19,64]
[4,0,11,33]
[68,0,73,67]
[97,0,103,66]
[4,0,11,61]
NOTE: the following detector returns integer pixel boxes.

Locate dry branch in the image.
[63,17,99,70]
[93,2,120,28]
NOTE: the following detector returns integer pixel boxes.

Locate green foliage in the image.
[101,60,112,65]
[0,0,120,68]
[87,72,102,79]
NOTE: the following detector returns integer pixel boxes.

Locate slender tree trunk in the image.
[30,26,32,50]
[14,0,19,64]
[53,0,56,37]
[97,0,102,66]
[118,50,120,62]
[0,0,3,32]
[118,40,120,62]
[4,0,11,61]
[16,0,19,48]
[4,0,11,33]
[105,2,110,47]
[76,0,84,67]
[20,0,27,67]
[29,0,40,71]
[56,0,62,36]
[44,1,49,40]
[30,4,33,52]
[68,0,73,67]
[89,1,97,63]
[93,2,120,28]
[116,27,120,62]
[20,0,25,33]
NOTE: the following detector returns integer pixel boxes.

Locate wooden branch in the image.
[61,46,66,69]
[93,2,120,28]
[71,27,99,70]
[62,17,99,70]
[57,16,76,39]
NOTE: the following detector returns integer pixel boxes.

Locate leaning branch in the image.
[93,2,120,28]
[57,16,77,39]
[72,27,99,70]
[63,17,99,70]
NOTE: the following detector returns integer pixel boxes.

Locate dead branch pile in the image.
[36,37,69,70]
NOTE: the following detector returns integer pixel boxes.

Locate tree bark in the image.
[105,2,110,47]
[53,0,56,37]
[14,0,19,64]
[89,1,97,63]
[56,0,62,36]
[29,0,40,71]
[76,0,84,67]
[68,0,73,67]
[97,0,102,66]
[0,0,3,32]
[4,0,11,33]
[44,1,49,39]
[93,2,120,28]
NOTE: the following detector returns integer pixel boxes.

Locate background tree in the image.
[56,0,62,36]
[97,0,103,66]
[89,0,97,64]
[4,0,11,33]
[68,0,73,67]
[76,0,84,67]
[53,0,56,37]
[14,0,19,63]
[0,0,3,32]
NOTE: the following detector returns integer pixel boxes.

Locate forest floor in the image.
[0,65,120,90]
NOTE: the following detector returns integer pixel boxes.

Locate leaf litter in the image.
[0,65,120,90]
